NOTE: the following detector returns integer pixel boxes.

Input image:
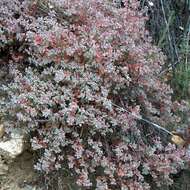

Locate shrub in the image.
[0,0,189,189]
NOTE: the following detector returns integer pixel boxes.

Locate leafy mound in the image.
[0,0,189,189]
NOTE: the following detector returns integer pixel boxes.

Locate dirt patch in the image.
[0,151,39,190]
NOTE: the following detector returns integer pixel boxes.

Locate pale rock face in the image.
[0,129,27,160]
[0,138,25,159]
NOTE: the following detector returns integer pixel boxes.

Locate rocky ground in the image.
[0,152,38,190]
[0,127,39,190]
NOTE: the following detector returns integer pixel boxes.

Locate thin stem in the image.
[112,102,173,136]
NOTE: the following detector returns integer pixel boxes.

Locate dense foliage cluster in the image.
[0,0,189,189]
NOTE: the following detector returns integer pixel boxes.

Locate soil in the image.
[0,151,39,190]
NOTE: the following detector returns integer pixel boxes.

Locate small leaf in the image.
[171,135,185,146]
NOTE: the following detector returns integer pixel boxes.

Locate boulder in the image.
[0,129,28,160]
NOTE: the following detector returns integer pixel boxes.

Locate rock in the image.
[0,129,28,159]
[0,124,5,138]
[0,138,25,159]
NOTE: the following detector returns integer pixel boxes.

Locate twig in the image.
[112,102,173,136]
